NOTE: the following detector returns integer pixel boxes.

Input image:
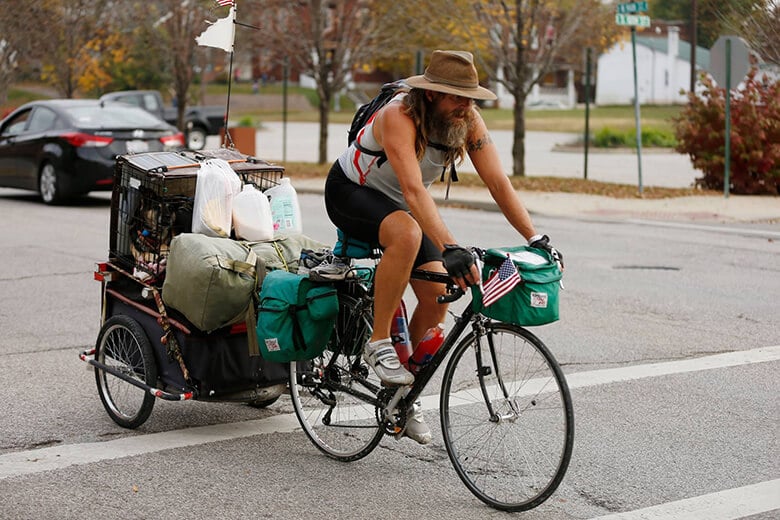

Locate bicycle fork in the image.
[475,325,521,423]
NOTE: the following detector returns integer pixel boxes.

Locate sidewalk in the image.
[292,176,780,225]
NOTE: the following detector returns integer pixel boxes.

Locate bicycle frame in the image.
[352,267,510,431]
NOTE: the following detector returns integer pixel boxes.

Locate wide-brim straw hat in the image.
[406,50,497,101]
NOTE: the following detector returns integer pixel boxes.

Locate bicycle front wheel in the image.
[289,292,384,461]
[440,322,574,512]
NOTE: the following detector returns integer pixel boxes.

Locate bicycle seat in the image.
[333,229,381,260]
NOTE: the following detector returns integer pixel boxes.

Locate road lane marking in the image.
[625,219,780,239]
[565,345,780,390]
[591,478,780,519]
[1,345,778,481]
[0,414,301,480]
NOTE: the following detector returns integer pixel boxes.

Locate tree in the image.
[34,0,112,98]
[471,0,618,176]
[719,0,780,65]
[247,0,396,164]
[77,8,170,96]
[649,0,766,49]
[0,0,105,103]
[153,0,214,132]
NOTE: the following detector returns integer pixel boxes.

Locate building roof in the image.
[636,36,711,69]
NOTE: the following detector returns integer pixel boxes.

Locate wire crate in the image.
[109,150,284,284]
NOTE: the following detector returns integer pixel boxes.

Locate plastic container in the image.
[409,323,445,374]
[390,301,413,368]
[265,177,302,236]
[192,158,241,238]
[232,184,274,241]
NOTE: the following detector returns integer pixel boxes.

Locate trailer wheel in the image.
[95,315,158,428]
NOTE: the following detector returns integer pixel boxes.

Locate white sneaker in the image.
[404,400,432,445]
[363,339,414,386]
[309,255,353,281]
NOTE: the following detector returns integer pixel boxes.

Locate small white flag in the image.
[195,5,236,53]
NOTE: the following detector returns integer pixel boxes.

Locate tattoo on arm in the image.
[467,133,493,152]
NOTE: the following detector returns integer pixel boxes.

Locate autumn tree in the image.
[76,9,171,96]
[34,0,112,98]
[151,0,216,132]
[718,0,780,65]
[247,0,404,164]
[649,0,767,49]
[470,0,618,176]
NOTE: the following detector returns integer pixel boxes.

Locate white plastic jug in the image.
[232,184,274,241]
[265,178,303,235]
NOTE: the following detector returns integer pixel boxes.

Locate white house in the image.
[596,27,711,105]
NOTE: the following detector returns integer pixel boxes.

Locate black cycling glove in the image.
[528,234,564,269]
[442,244,475,280]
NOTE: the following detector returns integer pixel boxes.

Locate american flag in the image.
[216,0,233,6]
[481,255,521,307]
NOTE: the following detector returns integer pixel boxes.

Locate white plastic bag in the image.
[232,183,274,241]
[192,158,241,237]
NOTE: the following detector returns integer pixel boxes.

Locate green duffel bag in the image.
[471,245,563,327]
[256,270,339,363]
[249,233,330,273]
[162,233,262,333]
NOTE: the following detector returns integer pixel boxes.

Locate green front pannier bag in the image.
[471,246,563,326]
[256,270,339,363]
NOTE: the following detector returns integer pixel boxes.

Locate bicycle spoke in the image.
[440,323,573,512]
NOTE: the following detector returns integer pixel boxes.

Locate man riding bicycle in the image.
[324,49,561,444]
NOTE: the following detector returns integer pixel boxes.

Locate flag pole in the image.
[223,49,235,149]
[222,3,236,149]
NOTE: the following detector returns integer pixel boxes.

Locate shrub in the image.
[592,127,677,148]
[672,70,780,195]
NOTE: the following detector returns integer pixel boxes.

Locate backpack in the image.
[347,80,458,195]
[347,79,409,147]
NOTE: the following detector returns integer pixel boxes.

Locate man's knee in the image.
[380,211,422,249]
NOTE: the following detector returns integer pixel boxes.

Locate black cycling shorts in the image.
[324,161,442,268]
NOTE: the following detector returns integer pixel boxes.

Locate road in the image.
[211,123,701,189]
[0,188,778,519]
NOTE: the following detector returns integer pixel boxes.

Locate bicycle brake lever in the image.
[437,287,464,304]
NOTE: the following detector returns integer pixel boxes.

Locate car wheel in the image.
[39,162,70,205]
[187,127,207,150]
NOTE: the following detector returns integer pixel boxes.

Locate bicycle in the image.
[288,241,574,512]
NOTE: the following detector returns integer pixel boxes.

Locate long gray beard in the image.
[427,112,470,149]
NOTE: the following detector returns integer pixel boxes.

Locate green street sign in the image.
[617,1,648,14]
[616,13,651,27]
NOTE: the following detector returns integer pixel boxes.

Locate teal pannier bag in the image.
[471,246,563,326]
[256,270,339,362]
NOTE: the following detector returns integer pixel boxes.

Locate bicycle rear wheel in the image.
[440,322,574,512]
[289,291,384,461]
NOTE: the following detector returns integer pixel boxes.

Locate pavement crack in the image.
[574,486,624,512]
[0,271,87,282]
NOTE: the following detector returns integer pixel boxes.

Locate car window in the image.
[1,109,32,136]
[64,105,167,128]
[26,107,59,133]
[114,95,141,108]
[142,93,160,111]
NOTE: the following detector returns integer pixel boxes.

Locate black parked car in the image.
[0,99,185,204]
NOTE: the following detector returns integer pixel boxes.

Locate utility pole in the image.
[690,0,698,92]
